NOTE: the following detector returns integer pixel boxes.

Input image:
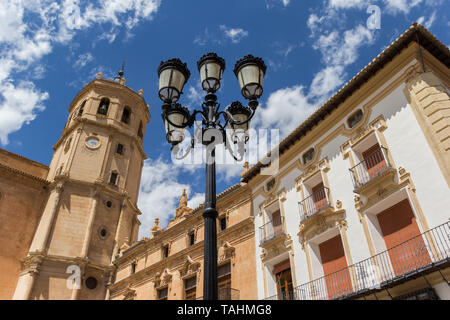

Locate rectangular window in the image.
[362,144,388,180]
[377,199,431,277]
[319,234,352,299]
[273,261,293,300]
[218,263,231,300]
[162,245,169,259]
[109,172,118,185]
[271,210,282,237]
[219,216,227,232]
[189,232,195,246]
[116,143,124,155]
[131,262,136,275]
[312,182,328,213]
[184,277,197,300]
[157,287,168,300]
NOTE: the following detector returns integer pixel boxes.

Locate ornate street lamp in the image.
[157,53,266,300]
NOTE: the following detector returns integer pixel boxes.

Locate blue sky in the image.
[0,0,448,237]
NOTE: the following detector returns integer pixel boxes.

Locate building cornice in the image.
[0,162,50,185]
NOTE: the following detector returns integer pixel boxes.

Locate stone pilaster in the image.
[28,183,64,253]
[404,68,450,187]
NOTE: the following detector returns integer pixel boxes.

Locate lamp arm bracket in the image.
[224,130,248,162]
[170,137,195,160]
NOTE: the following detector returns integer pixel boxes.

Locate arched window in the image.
[97,98,110,115]
[121,106,131,124]
[137,122,143,139]
[78,100,86,116]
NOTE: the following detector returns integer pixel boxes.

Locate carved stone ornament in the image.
[218,242,235,263]
[175,189,193,219]
[179,255,200,278]
[353,166,410,213]
[298,207,346,248]
[122,285,137,300]
[151,218,163,238]
[21,253,44,275]
[154,268,173,288]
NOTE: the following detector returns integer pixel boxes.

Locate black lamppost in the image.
[156,53,266,300]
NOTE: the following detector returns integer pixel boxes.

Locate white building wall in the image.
[252,64,450,299]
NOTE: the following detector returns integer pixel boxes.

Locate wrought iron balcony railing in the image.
[264,290,296,300]
[259,215,285,245]
[349,146,392,190]
[298,186,331,222]
[294,221,450,300]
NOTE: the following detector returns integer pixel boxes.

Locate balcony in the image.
[259,216,285,246]
[298,186,332,222]
[294,221,450,300]
[349,146,393,191]
[264,290,296,300]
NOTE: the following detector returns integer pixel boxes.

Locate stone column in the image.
[112,200,127,259]
[12,256,42,300]
[404,68,450,187]
[81,188,99,258]
[29,183,64,253]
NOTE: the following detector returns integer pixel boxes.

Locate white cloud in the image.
[282,0,291,6]
[253,85,316,138]
[383,0,423,14]
[0,81,48,145]
[219,25,249,44]
[329,0,369,9]
[417,11,437,29]
[0,0,161,146]
[138,158,205,239]
[73,52,94,69]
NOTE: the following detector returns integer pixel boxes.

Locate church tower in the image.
[13,70,150,300]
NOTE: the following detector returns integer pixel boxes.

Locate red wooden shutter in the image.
[377,199,431,276]
[362,144,387,180]
[319,235,352,299]
[272,210,282,236]
[312,183,327,212]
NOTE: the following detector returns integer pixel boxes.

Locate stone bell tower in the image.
[13,70,150,300]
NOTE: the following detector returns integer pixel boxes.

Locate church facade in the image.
[0,23,449,300]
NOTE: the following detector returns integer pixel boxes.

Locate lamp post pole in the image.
[157,53,266,300]
[203,93,219,300]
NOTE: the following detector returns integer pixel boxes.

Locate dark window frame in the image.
[97,98,110,116]
[219,216,227,232]
[109,172,118,185]
[303,148,315,164]
[121,106,131,124]
[116,143,124,155]
[347,109,363,128]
